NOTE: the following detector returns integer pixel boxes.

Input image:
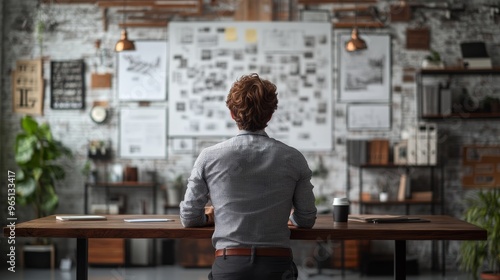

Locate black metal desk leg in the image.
[394,240,406,280]
[76,238,88,280]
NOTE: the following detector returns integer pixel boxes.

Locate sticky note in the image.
[225,27,237,41]
[245,29,257,43]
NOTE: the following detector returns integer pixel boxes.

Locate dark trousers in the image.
[208,255,298,280]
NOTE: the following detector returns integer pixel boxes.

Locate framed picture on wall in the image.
[12,59,44,115]
[338,34,391,102]
[347,103,391,130]
[50,60,85,109]
[117,41,168,101]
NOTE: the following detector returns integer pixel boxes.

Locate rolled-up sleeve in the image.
[180,154,210,228]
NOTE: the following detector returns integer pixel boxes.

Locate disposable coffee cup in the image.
[332,198,350,222]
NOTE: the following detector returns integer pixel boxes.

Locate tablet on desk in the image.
[56,215,107,221]
[348,214,430,223]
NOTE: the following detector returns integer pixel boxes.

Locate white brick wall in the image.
[1,0,500,270]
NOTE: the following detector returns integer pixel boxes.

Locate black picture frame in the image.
[50,59,85,109]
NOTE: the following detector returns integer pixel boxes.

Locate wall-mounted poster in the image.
[118,41,168,101]
[50,60,85,109]
[338,34,391,102]
[119,107,167,158]
[12,59,44,115]
[347,104,391,130]
[462,145,500,189]
[168,22,333,151]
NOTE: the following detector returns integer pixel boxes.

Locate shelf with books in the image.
[347,138,445,274]
[417,68,500,119]
[347,139,444,215]
[354,165,443,215]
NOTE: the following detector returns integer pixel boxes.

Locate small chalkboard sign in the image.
[50,60,85,109]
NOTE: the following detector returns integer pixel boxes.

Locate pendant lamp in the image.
[345,27,367,52]
[345,3,367,52]
[115,0,135,52]
[115,29,135,52]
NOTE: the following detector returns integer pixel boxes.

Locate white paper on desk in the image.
[56,215,107,221]
[124,218,175,223]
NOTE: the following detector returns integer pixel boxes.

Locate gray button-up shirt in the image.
[180,130,317,249]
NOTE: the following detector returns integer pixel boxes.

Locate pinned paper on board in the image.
[245,29,257,43]
[225,27,238,41]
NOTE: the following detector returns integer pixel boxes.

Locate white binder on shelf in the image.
[416,123,429,165]
[406,127,417,165]
[427,123,438,165]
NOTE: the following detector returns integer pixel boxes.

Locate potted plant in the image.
[15,116,72,241]
[459,189,500,280]
[376,177,390,202]
[422,49,445,69]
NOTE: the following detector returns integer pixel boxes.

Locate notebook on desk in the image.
[348,214,430,223]
[56,215,107,221]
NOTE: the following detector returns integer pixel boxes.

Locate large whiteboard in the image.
[168,22,332,151]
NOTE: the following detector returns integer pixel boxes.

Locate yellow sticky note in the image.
[245,29,257,43]
[225,27,237,42]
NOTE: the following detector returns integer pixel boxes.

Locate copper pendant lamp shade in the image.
[115,29,135,52]
[345,27,367,52]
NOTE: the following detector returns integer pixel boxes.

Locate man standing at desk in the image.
[180,73,317,280]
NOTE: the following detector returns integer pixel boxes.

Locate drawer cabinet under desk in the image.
[84,181,159,266]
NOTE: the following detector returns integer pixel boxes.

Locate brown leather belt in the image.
[215,247,292,258]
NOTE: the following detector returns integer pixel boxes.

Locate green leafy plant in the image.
[425,49,442,63]
[459,189,500,279]
[15,116,72,231]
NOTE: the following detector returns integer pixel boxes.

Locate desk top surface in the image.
[4,215,486,241]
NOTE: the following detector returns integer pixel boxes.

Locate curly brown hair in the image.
[226,73,278,131]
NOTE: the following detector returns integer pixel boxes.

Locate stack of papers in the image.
[348,215,430,223]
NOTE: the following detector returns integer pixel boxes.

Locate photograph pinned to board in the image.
[347,104,391,130]
[117,41,168,101]
[338,33,391,102]
[171,138,194,154]
[119,107,167,158]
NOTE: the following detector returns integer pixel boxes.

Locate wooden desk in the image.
[4,215,486,280]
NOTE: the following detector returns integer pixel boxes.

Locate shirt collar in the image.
[237,130,268,137]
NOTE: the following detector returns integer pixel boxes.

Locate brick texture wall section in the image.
[1,0,499,271]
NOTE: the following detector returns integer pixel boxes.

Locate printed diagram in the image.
[168,22,332,151]
[118,41,168,101]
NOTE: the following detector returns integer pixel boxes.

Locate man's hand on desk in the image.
[205,206,215,226]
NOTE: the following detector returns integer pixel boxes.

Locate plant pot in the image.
[421,59,444,69]
[481,272,500,280]
[379,192,389,202]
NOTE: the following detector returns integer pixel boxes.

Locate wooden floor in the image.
[0,265,473,280]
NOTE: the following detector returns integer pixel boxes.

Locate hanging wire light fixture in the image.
[115,0,135,52]
[345,2,367,52]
